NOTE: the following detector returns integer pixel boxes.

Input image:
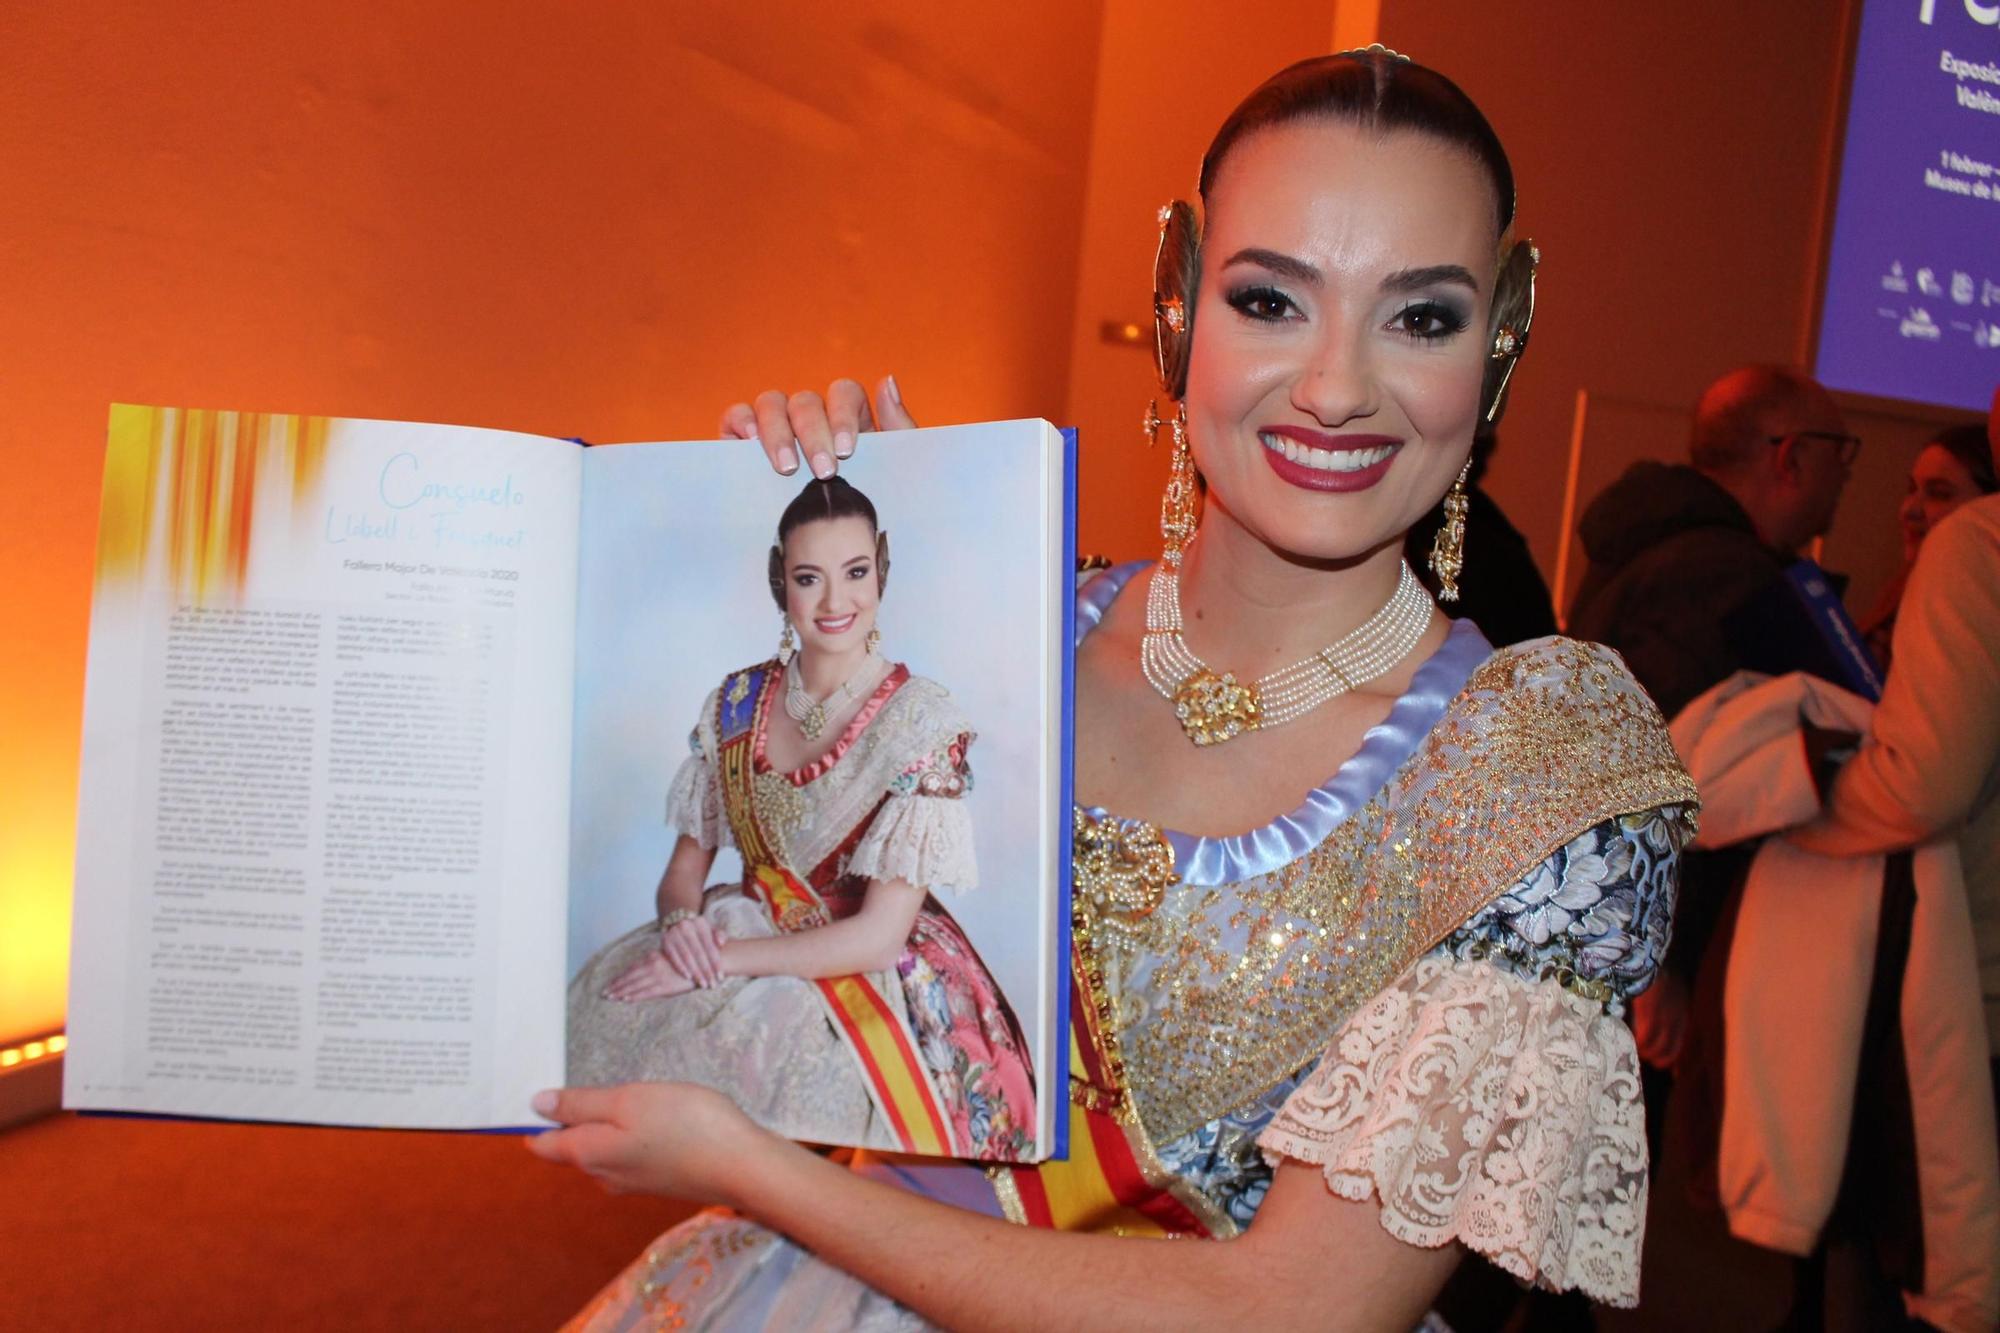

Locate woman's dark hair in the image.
[1197,50,1515,237]
[767,476,888,610]
[1926,423,1999,495]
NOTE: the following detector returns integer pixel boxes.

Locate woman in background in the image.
[566,475,1036,1162]
[1862,423,1996,671]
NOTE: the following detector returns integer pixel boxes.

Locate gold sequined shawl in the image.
[1075,637,1699,1144]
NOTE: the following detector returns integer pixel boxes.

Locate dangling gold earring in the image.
[865,627,881,655]
[777,619,796,665]
[1156,401,1198,568]
[1428,461,1473,603]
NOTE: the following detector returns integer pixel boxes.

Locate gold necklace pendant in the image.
[1172,668,1261,746]
[797,700,827,741]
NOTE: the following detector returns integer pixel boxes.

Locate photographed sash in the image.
[995,965,1225,1238]
[712,662,957,1157]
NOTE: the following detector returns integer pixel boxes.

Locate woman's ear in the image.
[1481,238,1539,425]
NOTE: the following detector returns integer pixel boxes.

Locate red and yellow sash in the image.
[714,664,957,1156]
[997,956,1223,1237]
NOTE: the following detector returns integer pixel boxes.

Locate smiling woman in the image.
[534,49,1697,1333]
[564,476,1037,1163]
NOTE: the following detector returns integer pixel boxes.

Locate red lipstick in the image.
[1256,427,1404,493]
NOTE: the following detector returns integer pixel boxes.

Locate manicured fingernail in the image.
[777,444,799,475]
[811,452,835,479]
[834,430,855,459]
[884,374,902,408]
[531,1090,558,1116]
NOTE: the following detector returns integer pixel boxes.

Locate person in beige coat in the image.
[1792,490,2000,1082]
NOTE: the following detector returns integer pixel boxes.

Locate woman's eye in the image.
[1389,301,1470,341]
[1224,285,1297,322]
[792,573,818,588]
[846,563,871,580]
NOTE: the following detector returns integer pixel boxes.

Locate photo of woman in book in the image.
[565,475,1037,1162]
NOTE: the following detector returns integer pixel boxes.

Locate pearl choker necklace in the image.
[1140,561,1433,746]
[784,653,880,742]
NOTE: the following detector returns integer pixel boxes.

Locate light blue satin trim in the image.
[1076,561,1494,884]
[1075,560,1149,645]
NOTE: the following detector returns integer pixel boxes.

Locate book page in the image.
[66,407,579,1129]
[564,425,1071,1160]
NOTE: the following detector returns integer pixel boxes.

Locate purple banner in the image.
[1815,0,2000,412]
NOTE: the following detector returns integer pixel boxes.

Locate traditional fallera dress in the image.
[565,567,1700,1332]
[566,661,1038,1163]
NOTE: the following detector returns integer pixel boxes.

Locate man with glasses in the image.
[1567,364,1878,1325]
[1569,363,1863,722]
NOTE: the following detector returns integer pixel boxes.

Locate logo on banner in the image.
[1920,1,2000,26]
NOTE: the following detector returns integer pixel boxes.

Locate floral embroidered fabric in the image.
[1448,807,1686,1009]
[846,731,979,892]
[1146,806,1688,1289]
[665,728,729,850]
[1258,952,1654,1307]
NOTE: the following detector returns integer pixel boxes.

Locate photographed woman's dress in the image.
[567,661,1038,1162]
[566,566,1701,1331]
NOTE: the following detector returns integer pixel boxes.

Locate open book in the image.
[65,405,1074,1162]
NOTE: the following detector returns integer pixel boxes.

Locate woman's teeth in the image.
[1260,435,1397,472]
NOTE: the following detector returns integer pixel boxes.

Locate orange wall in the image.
[0,2,1103,1045]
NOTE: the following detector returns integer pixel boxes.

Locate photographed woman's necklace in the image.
[784,651,880,742]
[1141,560,1433,746]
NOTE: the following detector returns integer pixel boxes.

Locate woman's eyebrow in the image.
[1218,247,1320,285]
[1381,264,1480,294]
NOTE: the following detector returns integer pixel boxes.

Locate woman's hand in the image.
[603,949,696,1002]
[719,375,917,479]
[659,915,726,988]
[526,1083,775,1205]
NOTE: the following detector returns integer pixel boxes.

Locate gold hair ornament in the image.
[1482,239,1539,425]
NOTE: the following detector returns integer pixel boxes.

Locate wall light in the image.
[0,1029,65,1129]
[0,1031,64,1069]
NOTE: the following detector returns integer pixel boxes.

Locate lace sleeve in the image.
[1258,955,1647,1306]
[1256,806,1694,1309]
[845,730,978,892]
[664,717,729,851]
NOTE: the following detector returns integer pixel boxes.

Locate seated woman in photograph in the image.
[566,475,1037,1163]
[1860,423,1997,671]
[535,48,1697,1331]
